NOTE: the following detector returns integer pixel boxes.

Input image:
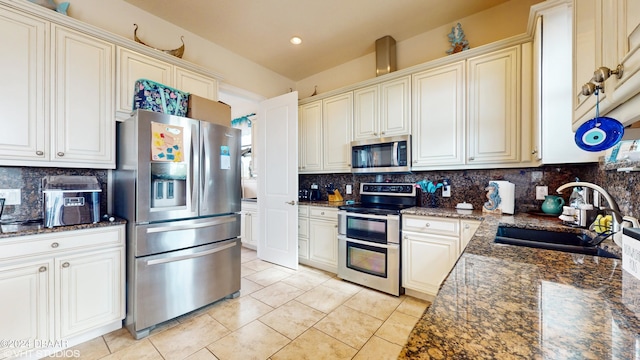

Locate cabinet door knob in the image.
[57,152,65,157]
[464,224,470,229]
[531,149,538,155]
[321,211,325,215]
[381,131,386,135]
[36,151,44,156]
[468,157,475,161]
[425,223,430,227]
[62,262,70,268]
[413,160,418,163]
[373,132,378,136]
[51,242,59,248]
[39,266,47,272]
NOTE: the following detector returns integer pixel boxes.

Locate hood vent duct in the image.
[375,35,397,76]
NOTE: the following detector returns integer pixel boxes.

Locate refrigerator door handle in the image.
[201,126,211,212]
[145,241,236,266]
[190,122,199,213]
[146,216,237,233]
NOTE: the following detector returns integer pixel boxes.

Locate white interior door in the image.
[257,91,298,269]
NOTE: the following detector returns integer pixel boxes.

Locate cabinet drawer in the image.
[402,215,459,237]
[298,217,309,238]
[0,226,124,262]
[298,205,309,217]
[309,207,338,221]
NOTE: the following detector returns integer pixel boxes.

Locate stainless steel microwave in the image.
[351,135,411,174]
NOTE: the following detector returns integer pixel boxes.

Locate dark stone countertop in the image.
[399,208,639,359]
[0,217,126,239]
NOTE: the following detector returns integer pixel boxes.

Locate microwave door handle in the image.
[393,142,399,166]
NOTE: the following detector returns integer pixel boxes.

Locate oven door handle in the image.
[146,242,236,266]
[338,235,399,249]
[338,210,399,221]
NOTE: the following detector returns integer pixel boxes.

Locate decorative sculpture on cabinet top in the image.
[446,23,469,55]
[29,0,69,15]
[134,24,185,58]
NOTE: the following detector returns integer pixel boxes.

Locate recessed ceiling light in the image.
[290,36,302,45]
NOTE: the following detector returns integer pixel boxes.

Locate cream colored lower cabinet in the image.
[298,205,309,260]
[241,201,258,249]
[0,226,124,358]
[402,215,467,298]
[300,206,338,273]
[461,220,481,251]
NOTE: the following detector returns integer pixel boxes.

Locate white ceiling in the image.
[122,0,511,81]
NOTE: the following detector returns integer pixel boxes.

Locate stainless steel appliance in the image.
[351,135,410,174]
[114,109,241,339]
[42,175,101,228]
[337,183,417,296]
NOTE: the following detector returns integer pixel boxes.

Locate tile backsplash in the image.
[0,166,108,221]
[300,163,640,219]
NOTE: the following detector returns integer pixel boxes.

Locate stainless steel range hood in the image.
[376,35,397,76]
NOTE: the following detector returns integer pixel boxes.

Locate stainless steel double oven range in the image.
[337,183,417,296]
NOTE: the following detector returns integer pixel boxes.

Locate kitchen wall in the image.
[296,0,543,97]
[300,163,640,219]
[0,167,108,221]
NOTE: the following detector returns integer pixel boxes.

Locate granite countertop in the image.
[298,200,349,208]
[0,217,126,239]
[399,209,639,359]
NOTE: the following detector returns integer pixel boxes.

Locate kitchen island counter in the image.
[400,210,639,359]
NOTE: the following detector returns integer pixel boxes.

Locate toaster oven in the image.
[42,176,101,228]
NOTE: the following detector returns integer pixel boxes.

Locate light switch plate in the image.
[442,185,451,197]
[346,184,352,194]
[535,186,548,200]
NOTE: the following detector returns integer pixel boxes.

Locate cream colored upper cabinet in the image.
[412,61,465,169]
[322,93,353,172]
[174,67,218,100]
[573,0,640,129]
[0,8,48,163]
[298,100,323,173]
[116,47,172,119]
[353,85,379,140]
[353,76,410,141]
[380,76,411,137]
[467,46,521,164]
[51,25,115,168]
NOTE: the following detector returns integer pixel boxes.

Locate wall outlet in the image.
[346,184,352,194]
[0,189,21,205]
[442,185,451,197]
[535,186,548,200]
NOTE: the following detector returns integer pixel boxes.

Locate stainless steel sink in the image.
[494,226,620,259]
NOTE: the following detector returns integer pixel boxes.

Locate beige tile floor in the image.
[54,247,430,360]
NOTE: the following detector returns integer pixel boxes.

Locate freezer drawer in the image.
[134,214,240,257]
[130,238,240,338]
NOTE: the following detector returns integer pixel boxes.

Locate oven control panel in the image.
[361,183,415,196]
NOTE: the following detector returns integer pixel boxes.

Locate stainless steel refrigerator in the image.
[113,109,241,339]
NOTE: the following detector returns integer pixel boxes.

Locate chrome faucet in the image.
[556,181,639,245]
[556,182,623,225]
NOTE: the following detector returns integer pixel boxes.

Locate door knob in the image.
[57,152,65,157]
[285,200,296,205]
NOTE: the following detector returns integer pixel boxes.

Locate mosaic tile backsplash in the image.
[0,167,108,222]
[300,163,640,219]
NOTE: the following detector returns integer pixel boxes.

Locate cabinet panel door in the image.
[175,67,218,100]
[353,85,379,140]
[380,76,411,137]
[0,9,48,161]
[460,220,481,251]
[322,93,353,171]
[51,25,115,167]
[57,248,124,339]
[0,260,52,347]
[468,46,520,164]
[117,48,172,115]
[402,232,458,295]
[412,62,465,167]
[299,101,323,172]
[308,219,338,271]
